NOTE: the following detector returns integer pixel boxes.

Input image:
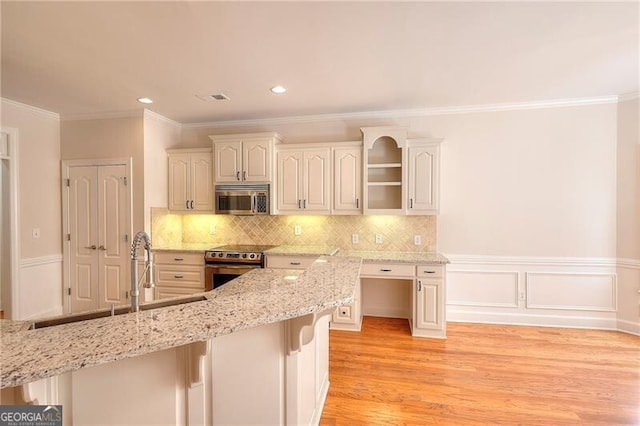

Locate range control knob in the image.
[249,253,256,259]
[218,253,224,257]
[242,253,247,258]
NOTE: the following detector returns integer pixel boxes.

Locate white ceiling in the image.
[1,1,638,124]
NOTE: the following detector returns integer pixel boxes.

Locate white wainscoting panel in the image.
[448,271,519,308]
[445,254,621,331]
[19,255,63,320]
[526,272,617,311]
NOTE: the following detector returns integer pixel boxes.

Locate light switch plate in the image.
[375,234,383,244]
[414,235,422,245]
[352,234,359,244]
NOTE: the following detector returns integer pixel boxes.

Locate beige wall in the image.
[1,99,61,259]
[616,98,640,259]
[181,102,619,258]
[61,116,145,233]
[143,112,182,232]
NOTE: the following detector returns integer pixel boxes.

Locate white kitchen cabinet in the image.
[332,145,362,214]
[361,127,407,215]
[412,265,446,338]
[266,255,317,269]
[407,141,440,214]
[210,133,281,183]
[153,252,205,299]
[167,149,213,212]
[276,147,331,214]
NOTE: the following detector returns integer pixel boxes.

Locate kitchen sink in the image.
[28,295,208,330]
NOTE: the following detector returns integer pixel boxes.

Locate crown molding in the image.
[1,98,60,121]
[61,109,143,122]
[183,95,620,129]
[143,109,182,128]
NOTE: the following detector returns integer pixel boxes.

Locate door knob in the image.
[84,245,97,250]
[98,245,106,251]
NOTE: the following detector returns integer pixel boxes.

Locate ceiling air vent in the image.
[196,93,230,101]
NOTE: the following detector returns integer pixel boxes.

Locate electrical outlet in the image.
[352,234,359,244]
[414,235,422,245]
[209,224,216,235]
[294,225,301,236]
[32,228,40,239]
[375,234,383,244]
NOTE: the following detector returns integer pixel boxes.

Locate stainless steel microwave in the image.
[215,184,270,215]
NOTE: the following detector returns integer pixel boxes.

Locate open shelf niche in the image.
[361,127,407,214]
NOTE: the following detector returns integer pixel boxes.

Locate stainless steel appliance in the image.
[204,244,275,290]
[215,184,270,215]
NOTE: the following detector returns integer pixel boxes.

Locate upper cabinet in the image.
[332,144,362,214]
[167,148,213,212]
[407,141,440,214]
[361,127,407,215]
[362,127,441,215]
[276,146,331,214]
[209,133,281,183]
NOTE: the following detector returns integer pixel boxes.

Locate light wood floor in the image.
[320,317,640,425]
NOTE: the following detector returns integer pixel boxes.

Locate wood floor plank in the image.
[321,317,640,425]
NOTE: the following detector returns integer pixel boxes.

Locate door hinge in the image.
[125,234,128,242]
[66,233,71,241]
[65,178,70,187]
[67,288,71,296]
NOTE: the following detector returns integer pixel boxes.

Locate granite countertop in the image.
[152,243,223,253]
[264,245,340,257]
[0,256,361,389]
[339,250,449,265]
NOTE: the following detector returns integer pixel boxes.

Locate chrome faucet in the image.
[130,231,155,312]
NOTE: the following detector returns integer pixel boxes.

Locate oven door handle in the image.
[206,265,261,270]
[251,194,256,213]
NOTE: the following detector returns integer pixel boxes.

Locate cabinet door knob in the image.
[418,280,422,291]
[174,258,184,261]
[303,199,306,209]
[236,171,240,181]
[243,171,247,180]
[298,200,302,209]
[186,200,190,209]
[380,268,392,272]
[356,198,359,208]
[174,275,184,279]
[423,270,435,274]
[290,262,301,266]
[190,200,194,209]
[410,198,414,208]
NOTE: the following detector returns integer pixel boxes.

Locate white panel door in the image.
[408,145,439,213]
[243,139,271,182]
[277,151,303,212]
[333,147,362,213]
[67,163,131,313]
[214,141,242,182]
[168,154,190,211]
[303,149,330,212]
[97,165,129,309]
[189,153,214,210]
[69,166,99,313]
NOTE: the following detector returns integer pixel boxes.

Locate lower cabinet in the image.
[266,255,317,269]
[331,279,362,331]
[153,252,205,299]
[412,265,446,338]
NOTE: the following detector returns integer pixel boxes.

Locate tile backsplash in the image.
[151,208,437,251]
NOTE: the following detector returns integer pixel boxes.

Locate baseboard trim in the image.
[616,319,640,336]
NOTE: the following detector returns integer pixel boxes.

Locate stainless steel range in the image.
[204,244,276,290]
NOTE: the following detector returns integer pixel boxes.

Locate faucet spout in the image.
[130,231,155,312]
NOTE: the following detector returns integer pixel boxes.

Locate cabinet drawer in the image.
[266,255,317,269]
[360,263,414,278]
[154,252,204,266]
[155,267,203,289]
[156,287,202,300]
[416,265,444,278]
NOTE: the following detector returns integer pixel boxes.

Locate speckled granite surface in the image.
[152,242,223,253]
[339,251,449,265]
[264,245,339,256]
[0,256,361,389]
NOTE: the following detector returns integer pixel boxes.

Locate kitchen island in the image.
[0,255,361,425]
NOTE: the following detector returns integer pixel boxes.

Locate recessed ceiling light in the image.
[137,97,153,104]
[270,86,286,94]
